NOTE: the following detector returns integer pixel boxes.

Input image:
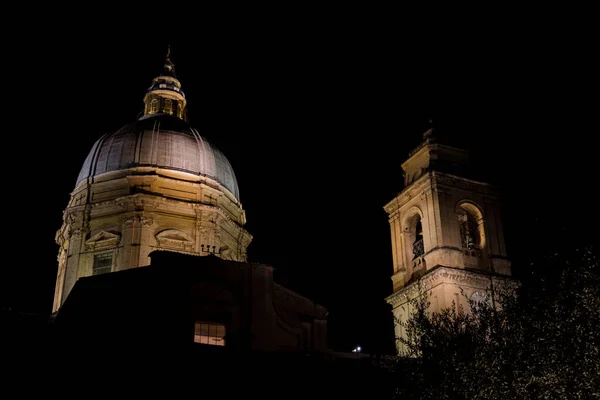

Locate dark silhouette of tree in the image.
[393,245,599,399]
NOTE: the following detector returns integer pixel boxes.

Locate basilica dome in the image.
[76,113,240,200]
[53,48,253,313]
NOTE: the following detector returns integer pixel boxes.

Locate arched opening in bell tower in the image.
[457,201,487,267]
[413,218,424,260]
[403,209,426,274]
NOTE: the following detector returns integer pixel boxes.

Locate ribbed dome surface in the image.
[76,114,239,200]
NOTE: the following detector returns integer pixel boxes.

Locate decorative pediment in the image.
[156,229,193,242]
[156,229,194,250]
[85,231,120,251]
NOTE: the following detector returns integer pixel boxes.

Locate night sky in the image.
[4,17,596,354]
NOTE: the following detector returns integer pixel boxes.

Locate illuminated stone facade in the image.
[385,129,513,355]
[53,51,252,312]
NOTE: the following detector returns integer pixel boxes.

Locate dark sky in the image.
[3,15,597,353]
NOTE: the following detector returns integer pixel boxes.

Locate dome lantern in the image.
[143,46,187,120]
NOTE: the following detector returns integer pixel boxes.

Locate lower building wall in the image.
[55,252,329,355]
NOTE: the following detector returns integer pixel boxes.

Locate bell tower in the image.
[385,126,512,354]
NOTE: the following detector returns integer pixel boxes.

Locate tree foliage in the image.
[394,246,600,399]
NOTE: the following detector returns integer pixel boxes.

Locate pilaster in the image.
[62,227,85,307]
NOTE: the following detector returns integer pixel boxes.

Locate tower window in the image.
[93,252,113,275]
[163,99,172,115]
[413,217,424,259]
[459,211,477,249]
[194,322,226,346]
[150,99,159,114]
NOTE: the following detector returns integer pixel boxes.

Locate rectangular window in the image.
[93,252,113,275]
[194,322,226,346]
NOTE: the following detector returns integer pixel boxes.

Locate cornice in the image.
[384,169,502,217]
[69,186,245,226]
[424,245,463,257]
[386,266,515,307]
[384,174,432,214]
[405,141,469,161]
[67,194,248,235]
[79,178,241,211]
[432,171,499,197]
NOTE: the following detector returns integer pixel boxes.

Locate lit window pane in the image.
[194,322,226,346]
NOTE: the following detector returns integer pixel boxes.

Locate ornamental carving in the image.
[197,227,212,236]
[140,217,154,227]
[133,198,145,209]
[71,227,85,236]
[65,212,76,225]
[123,215,154,227]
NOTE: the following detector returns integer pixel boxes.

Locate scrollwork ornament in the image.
[140,217,154,227]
